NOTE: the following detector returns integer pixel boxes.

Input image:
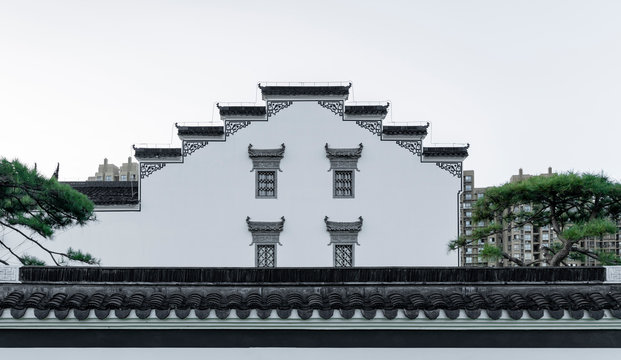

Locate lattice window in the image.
[334,170,354,198]
[256,171,277,198]
[334,245,354,267]
[256,245,276,267]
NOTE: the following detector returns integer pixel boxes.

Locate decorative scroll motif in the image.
[140,163,166,179]
[182,141,208,157]
[267,101,293,117]
[325,216,363,246]
[436,162,463,178]
[396,140,423,156]
[335,245,354,267]
[318,100,344,116]
[0,266,19,282]
[248,143,285,172]
[356,120,382,136]
[325,143,363,172]
[225,121,251,137]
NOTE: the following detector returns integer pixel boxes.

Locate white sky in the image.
[1,0,620,187]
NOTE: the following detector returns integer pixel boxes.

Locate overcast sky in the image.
[1,0,620,187]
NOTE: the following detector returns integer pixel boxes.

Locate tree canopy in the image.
[450,172,621,266]
[0,158,98,266]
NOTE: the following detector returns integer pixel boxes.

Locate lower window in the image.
[334,244,354,267]
[256,244,276,267]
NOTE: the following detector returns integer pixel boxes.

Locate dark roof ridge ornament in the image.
[325,143,363,172]
[248,143,286,172]
[324,216,363,245]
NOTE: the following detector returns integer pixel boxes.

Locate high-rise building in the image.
[459,168,621,267]
[87,157,138,181]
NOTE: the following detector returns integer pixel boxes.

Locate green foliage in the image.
[66,248,99,265]
[479,244,503,261]
[561,218,618,242]
[0,158,97,266]
[595,251,621,266]
[451,172,621,266]
[21,255,46,266]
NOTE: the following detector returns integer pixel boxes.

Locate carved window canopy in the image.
[325,143,363,171]
[248,144,285,172]
[246,216,285,245]
[324,216,363,245]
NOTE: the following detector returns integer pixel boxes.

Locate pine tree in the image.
[450,172,621,266]
[0,158,98,265]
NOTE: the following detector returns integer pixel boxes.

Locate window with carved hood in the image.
[246,216,285,267]
[325,143,363,198]
[324,216,363,267]
[248,143,285,198]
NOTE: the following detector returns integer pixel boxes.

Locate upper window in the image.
[334,170,354,198]
[120,175,127,181]
[465,185,472,191]
[256,171,277,198]
[325,143,363,199]
[105,175,112,181]
[248,143,285,199]
[464,175,472,182]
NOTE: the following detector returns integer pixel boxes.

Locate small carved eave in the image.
[248,144,286,159]
[324,216,363,232]
[325,143,363,159]
[246,216,285,233]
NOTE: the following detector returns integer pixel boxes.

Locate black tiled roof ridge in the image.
[63,181,139,206]
[345,104,389,115]
[422,145,469,157]
[217,104,266,116]
[64,181,138,188]
[176,124,225,136]
[133,147,182,158]
[259,84,351,96]
[383,124,429,136]
[18,266,607,284]
[2,288,621,316]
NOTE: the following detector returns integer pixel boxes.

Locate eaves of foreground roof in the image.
[2,266,621,320]
[3,266,621,347]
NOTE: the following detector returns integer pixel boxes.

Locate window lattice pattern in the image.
[257,171,276,197]
[257,245,276,268]
[334,171,354,198]
[335,245,353,267]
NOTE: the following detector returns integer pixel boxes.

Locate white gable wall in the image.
[53,101,460,266]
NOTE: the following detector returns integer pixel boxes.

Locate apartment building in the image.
[460,168,621,267]
[87,157,138,181]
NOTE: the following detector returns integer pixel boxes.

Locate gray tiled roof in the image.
[64,181,139,206]
[2,267,620,321]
